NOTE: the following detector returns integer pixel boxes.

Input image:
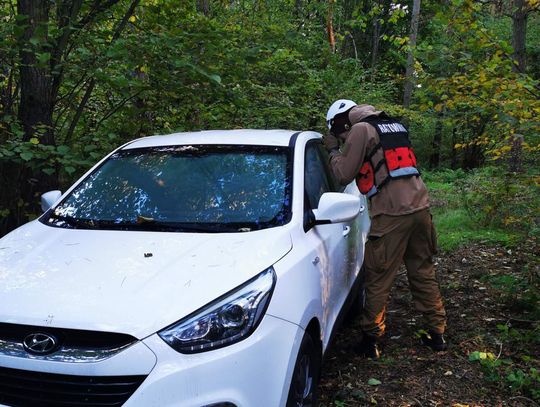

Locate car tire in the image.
[286,331,321,407]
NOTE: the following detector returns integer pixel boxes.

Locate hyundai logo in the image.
[23,333,59,355]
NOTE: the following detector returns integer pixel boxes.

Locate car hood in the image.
[0,221,292,339]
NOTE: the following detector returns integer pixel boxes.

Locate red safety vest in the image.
[356,117,419,198]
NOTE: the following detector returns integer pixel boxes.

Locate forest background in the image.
[0,0,539,403]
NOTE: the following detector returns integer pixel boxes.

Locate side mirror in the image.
[313,192,362,224]
[41,190,62,213]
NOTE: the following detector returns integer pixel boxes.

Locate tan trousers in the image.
[360,208,447,337]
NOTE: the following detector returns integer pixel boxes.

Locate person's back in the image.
[342,104,430,217]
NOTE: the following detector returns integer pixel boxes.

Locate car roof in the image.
[123,129,301,149]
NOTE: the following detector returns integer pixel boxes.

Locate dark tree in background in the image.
[0,0,136,235]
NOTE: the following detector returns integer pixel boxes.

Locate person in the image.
[323,100,447,359]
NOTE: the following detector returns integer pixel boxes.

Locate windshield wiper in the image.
[134,220,247,233]
[130,217,253,233]
[48,213,255,233]
[47,214,98,229]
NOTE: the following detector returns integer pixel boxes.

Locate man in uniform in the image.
[324,100,447,359]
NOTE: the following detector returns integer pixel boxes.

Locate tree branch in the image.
[64,0,140,141]
[78,0,122,29]
[64,78,95,142]
[94,90,144,132]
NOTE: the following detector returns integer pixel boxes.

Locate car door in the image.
[303,140,351,344]
[315,143,363,288]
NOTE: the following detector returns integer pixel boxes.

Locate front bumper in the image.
[129,315,302,407]
[0,315,302,407]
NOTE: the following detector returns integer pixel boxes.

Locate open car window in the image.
[304,140,343,212]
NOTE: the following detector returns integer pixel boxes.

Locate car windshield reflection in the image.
[43,145,292,232]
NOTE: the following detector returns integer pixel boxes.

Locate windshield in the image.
[43,145,292,232]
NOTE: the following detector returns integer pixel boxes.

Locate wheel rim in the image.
[292,353,313,406]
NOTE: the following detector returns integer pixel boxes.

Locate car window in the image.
[304,142,333,210]
[43,145,293,232]
[316,143,344,193]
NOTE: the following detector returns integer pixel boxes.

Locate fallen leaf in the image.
[368,378,382,386]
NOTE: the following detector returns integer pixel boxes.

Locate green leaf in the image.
[20,152,33,161]
[64,166,76,175]
[29,138,39,145]
[469,351,481,361]
[415,329,428,338]
[368,378,382,386]
[469,351,496,361]
[42,168,55,176]
[57,145,70,155]
[209,74,222,84]
[37,52,51,64]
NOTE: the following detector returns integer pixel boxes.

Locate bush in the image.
[459,167,540,239]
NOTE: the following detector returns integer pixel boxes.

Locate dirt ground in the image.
[318,243,540,407]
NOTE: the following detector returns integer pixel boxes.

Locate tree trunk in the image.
[462,122,486,169]
[429,115,443,169]
[17,0,58,218]
[327,0,336,53]
[508,134,524,172]
[403,0,421,108]
[18,0,54,145]
[371,16,380,74]
[462,143,484,170]
[294,0,302,19]
[196,0,210,16]
[450,127,458,169]
[511,0,527,73]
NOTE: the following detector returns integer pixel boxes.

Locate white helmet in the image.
[326,99,357,129]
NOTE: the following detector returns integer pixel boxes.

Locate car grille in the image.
[0,323,139,363]
[0,366,146,406]
[0,323,136,349]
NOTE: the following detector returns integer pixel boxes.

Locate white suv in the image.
[0,130,369,407]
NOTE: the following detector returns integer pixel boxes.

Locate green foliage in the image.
[424,169,524,251]
[459,167,540,239]
[470,316,540,398]
[493,273,540,315]
[469,347,540,400]
[416,0,540,168]
[1,0,540,235]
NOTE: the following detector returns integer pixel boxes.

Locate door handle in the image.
[342,226,351,237]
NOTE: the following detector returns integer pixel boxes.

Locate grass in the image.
[431,207,519,252]
[424,168,523,252]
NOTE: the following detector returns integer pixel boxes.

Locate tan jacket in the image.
[329,104,429,218]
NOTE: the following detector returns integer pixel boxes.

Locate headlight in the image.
[158,267,276,353]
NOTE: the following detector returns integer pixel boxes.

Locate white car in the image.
[0,130,369,407]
